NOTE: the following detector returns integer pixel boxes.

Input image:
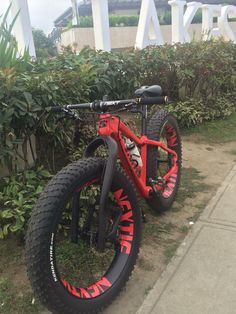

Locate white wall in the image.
[58,22,236,52]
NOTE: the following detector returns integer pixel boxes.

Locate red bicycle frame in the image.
[52,91,178,251]
[98,114,178,199]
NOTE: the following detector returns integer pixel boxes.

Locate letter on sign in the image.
[202,4,221,40]
[91,0,111,51]
[135,0,164,49]
[168,0,186,43]
[219,5,236,42]
[184,2,202,42]
[11,0,36,57]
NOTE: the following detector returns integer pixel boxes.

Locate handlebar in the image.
[139,96,168,105]
[51,96,168,114]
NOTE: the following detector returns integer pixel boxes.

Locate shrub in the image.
[0,167,51,239]
[78,15,140,28]
[109,15,139,27]
[2,25,236,172]
[162,11,171,25]
[2,40,236,175]
[74,12,189,27]
[79,16,93,28]
[0,47,96,174]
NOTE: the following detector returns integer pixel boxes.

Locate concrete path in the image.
[137,165,236,314]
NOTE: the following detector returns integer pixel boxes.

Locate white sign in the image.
[10,0,36,57]
[9,0,236,53]
[219,5,236,42]
[90,0,236,51]
[135,0,164,49]
[91,0,111,51]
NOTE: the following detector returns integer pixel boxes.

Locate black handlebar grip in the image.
[67,103,92,109]
[51,106,63,112]
[139,96,168,105]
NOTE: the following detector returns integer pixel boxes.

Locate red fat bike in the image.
[26,85,182,314]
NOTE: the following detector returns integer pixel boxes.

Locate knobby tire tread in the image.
[146,109,182,212]
[26,158,141,314]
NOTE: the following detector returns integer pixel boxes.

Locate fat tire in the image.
[26,158,141,314]
[146,110,182,212]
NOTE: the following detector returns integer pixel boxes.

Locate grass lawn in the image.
[0,240,44,314]
[0,277,43,314]
[182,112,236,143]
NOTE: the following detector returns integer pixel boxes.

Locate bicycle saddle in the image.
[134,85,162,98]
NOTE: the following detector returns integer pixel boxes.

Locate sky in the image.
[0,0,73,34]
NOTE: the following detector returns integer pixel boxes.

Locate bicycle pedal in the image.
[157,176,166,186]
[149,178,159,194]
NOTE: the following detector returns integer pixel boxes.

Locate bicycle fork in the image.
[71,136,118,252]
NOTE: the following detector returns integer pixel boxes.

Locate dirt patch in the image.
[183,139,236,185]
[1,135,236,314]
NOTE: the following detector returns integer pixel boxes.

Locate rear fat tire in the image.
[146,110,182,212]
[26,158,141,314]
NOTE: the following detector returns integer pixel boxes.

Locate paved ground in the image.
[137,165,236,314]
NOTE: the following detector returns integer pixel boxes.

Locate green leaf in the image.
[38,169,51,178]
[35,186,43,194]
[0,228,4,239]
[1,210,14,219]
[3,223,10,236]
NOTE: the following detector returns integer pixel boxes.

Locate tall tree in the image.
[32,29,57,58]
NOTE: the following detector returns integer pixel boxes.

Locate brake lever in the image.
[62,107,82,120]
[125,103,133,109]
[130,104,142,114]
[54,108,82,123]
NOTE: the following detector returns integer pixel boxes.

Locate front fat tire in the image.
[26,158,141,314]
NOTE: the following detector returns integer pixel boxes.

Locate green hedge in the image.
[66,15,140,28]
[1,40,236,173]
[0,167,51,238]
[70,11,198,28]
[77,15,140,28]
